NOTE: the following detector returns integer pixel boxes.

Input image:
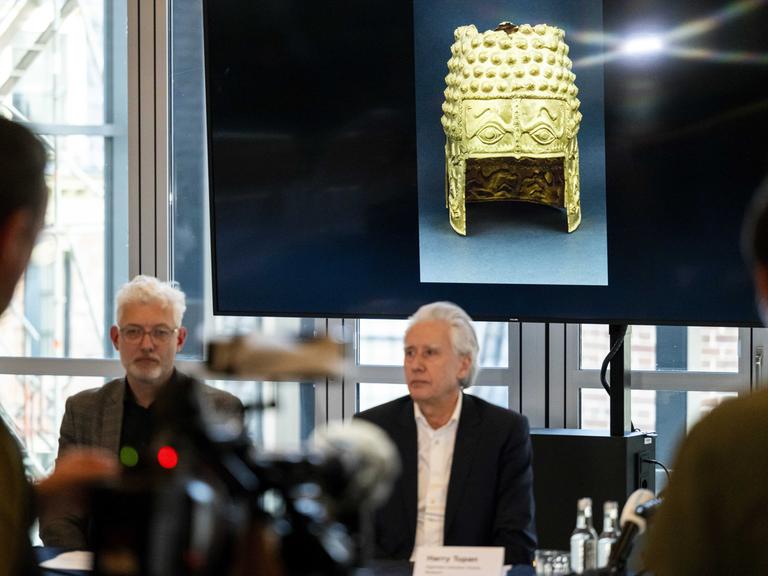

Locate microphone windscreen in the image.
[312,419,401,509]
[619,488,655,534]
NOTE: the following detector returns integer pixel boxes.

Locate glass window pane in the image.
[357,320,408,366]
[686,327,740,372]
[466,386,508,409]
[207,380,312,451]
[580,388,738,434]
[179,317,304,360]
[358,319,508,367]
[580,389,657,431]
[357,383,409,412]
[579,325,739,373]
[476,323,509,368]
[0,375,110,477]
[1,1,129,359]
[3,1,107,124]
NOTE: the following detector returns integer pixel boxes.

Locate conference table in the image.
[36,549,536,576]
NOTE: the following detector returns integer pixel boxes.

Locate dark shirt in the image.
[119,383,155,465]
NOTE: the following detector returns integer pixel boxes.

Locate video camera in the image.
[89,338,398,576]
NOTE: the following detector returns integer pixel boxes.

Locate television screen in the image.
[203,0,768,324]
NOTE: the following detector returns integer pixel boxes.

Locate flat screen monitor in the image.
[203,0,768,324]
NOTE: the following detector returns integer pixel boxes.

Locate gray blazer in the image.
[39,370,243,548]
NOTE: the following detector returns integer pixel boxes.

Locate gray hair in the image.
[407,301,480,388]
[115,275,187,327]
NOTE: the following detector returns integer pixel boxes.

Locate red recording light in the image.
[157,446,179,469]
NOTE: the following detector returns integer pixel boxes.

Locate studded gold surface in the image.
[441,22,582,235]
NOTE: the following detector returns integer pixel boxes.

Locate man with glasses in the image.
[40,275,242,549]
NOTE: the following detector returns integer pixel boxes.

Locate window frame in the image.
[564,324,755,428]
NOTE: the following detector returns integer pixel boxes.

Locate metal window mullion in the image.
[313,318,329,426]
[0,357,124,378]
[521,322,546,426]
[105,0,130,346]
[507,322,521,412]
[127,0,141,278]
[340,319,357,420]
[25,123,118,136]
[572,368,747,391]
[138,0,156,276]
[752,326,768,390]
[548,323,566,428]
[325,318,344,422]
[751,326,761,390]
[154,0,170,281]
[133,0,170,279]
[564,323,581,427]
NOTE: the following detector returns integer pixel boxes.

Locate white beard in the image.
[128,361,163,383]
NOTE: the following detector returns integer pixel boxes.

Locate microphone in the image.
[635,497,662,521]
[312,420,402,566]
[605,489,656,573]
[312,419,401,512]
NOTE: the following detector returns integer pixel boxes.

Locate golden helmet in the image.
[441,22,582,235]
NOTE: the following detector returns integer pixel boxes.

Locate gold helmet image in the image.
[441,22,582,235]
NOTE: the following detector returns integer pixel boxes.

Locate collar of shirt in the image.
[124,379,150,408]
[413,391,463,433]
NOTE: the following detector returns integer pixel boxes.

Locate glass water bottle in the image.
[570,497,598,573]
[597,500,621,568]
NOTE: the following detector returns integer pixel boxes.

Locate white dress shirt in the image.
[411,392,463,560]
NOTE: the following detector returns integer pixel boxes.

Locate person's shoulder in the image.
[356,395,412,424]
[687,388,768,443]
[165,371,243,419]
[174,370,231,397]
[463,393,528,427]
[192,378,244,412]
[66,378,123,407]
[199,381,238,400]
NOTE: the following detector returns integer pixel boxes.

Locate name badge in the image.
[414,546,505,576]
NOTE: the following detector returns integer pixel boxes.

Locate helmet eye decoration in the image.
[441,22,582,235]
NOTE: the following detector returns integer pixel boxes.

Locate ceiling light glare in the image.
[621,35,664,56]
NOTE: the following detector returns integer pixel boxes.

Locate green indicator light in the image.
[120,445,139,467]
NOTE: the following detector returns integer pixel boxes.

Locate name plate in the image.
[414,546,505,576]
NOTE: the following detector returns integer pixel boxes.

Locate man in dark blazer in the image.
[356,302,536,567]
[40,275,242,549]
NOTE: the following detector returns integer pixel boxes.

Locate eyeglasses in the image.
[118,324,178,344]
